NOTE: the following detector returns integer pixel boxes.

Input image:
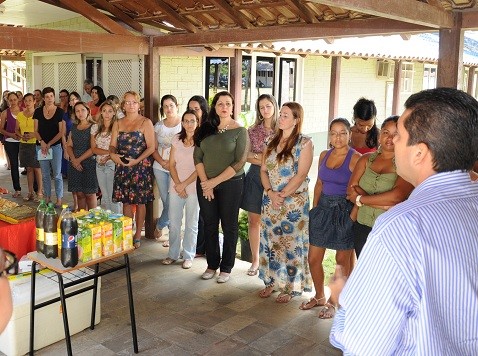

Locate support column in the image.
[230,49,242,120]
[467,66,476,96]
[392,60,402,115]
[437,13,463,89]
[328,56,341,124]
[143,37,160,239]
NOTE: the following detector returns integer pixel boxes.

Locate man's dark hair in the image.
[404,88,478,172]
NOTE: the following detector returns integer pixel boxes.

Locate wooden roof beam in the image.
[153,18,432,47]
[208,0,255,29]
[93,0,143,33]
[0,26,148,54]
[308,0,454,28]
[284,0,319,24]
[57,0,132,36]
[142,0,198,33]
[462,11,478,29]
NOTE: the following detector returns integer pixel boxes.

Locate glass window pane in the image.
[206,57,229,102]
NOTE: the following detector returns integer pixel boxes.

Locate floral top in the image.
[248,123,273,154]
[90,124,112,163]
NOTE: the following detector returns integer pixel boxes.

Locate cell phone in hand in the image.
[120,156,129,164]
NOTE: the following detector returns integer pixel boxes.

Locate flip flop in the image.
[162,240,169,247]
[161,257,176,265]
[299,296,326,310]
[133,239,141,249]
[318,303,337,319]
[247,267,258,276]
[258,285,275,298]
[275,293,294,304]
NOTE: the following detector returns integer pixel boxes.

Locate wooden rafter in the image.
[0,26,148,54]
[58,0,132,35]
[141,0,198,33]
[462,11,478,29]
[284,0,319,24]
[93,0,143,33]
[208,0,255,29]
[153,17,432,47]
[308,0,454,28]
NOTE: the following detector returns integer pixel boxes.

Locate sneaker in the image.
[182,260,192,269]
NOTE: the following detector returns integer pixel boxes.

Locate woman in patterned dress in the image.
[259,102,314,303]
[110,91,155,248]
[66,102,98,210]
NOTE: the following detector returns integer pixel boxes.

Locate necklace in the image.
[218,124,229,133]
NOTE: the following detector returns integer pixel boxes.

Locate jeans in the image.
[197,174,244,273]
[154,168,170,230]
[37,144,63,200]
[96,161,121,213]
[168,192,200,260]
[4,141,20,192]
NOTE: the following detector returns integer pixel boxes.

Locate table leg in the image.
[29,261,37,356]
[57,273,73,356]
[90,263,100,330]
[124,254,138,353]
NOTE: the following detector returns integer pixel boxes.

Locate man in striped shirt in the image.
[330,88,478,355]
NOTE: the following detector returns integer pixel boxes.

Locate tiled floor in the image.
[0,162,342,355]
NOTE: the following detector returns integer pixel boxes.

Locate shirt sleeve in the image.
[231,127,250,173]
[193,144,204,166]
[330,226,416,355]
[90,124,98,136]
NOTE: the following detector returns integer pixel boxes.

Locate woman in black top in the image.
[33,87,65,207]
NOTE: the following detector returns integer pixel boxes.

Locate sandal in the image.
[161,257,176,265]
[247,266,258,276]
[12,191,21,198]
[299,296,326,310]
[162,240,169,247]
[35,194,44,203]
[23,192,35,202]
[258,285,275,298]
[275,293,294,304]
[133,239,141,249]
[152,227,162,241]
[318,303,337,319]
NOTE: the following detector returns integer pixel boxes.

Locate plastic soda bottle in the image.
[57,204,69,254]
[43,203,59,258]
[61,208,79,267]
[35,199,48,253]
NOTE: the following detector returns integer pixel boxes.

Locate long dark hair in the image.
[187,95,209,124]
[68,92,81,119]
[91,86,106,107]
[265,102,303,163]
[178,110,199,143]
[353,98,379,149]
[194,91,234,146]
[160,94,178,118]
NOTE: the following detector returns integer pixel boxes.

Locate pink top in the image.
[169,135,196,196]
[248,123,273,154]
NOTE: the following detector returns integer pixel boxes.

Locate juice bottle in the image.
[35,199,47,253]
[43,203,58,258]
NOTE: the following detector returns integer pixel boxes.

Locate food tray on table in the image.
[0,203,36,224]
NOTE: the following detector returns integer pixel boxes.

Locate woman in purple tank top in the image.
[299,118,361,318]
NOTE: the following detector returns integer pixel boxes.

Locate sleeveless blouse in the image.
[318,148,356,196]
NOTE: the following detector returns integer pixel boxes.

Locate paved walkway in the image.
[0,160,342,355]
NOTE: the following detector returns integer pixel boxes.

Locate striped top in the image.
[330,171,478,355]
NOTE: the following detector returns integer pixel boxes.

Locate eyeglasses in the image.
[183,120,197,125]
[125,101,138,105]
[0,249,18,276]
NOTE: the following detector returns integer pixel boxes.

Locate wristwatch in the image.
[253,153,259,159]
[356,195,363,207]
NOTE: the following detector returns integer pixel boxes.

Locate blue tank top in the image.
[318,148,355,196]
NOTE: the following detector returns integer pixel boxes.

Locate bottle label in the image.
[45,232,58,245]
[62,233,77,249]
[36,228,44,242]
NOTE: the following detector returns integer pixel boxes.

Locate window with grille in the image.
[401,63,414,93]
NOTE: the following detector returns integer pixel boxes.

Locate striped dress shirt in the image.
[330,171,478,355]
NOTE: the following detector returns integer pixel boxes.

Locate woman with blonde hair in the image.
[110,91,155,248]
[66,102,97,210]
[91,100,121,213]
[241,94,279,276]
[259,102,313,303]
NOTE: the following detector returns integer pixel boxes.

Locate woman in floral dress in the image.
[110,91,155,248]
[259,102,314,303]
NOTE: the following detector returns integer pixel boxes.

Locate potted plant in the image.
[238,210,252,262]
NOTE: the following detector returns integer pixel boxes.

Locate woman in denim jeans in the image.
[161,110,200,269]
[152,95,182,246]
[33,87,65,207]
[91,100,121,213]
